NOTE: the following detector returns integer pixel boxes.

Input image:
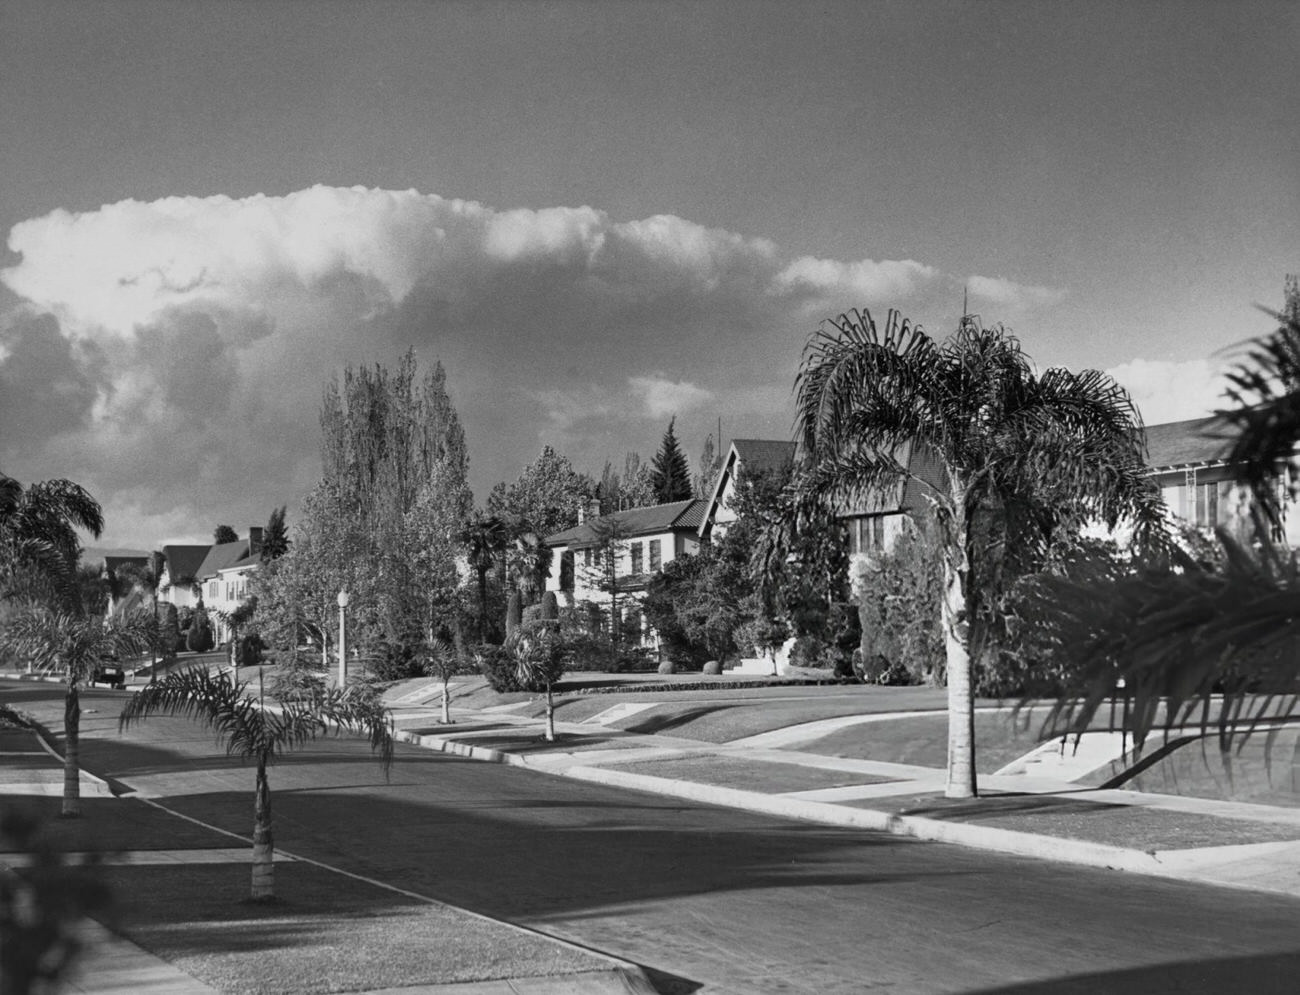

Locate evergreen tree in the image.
[213,525,238,545]
[650,418,693,504]
[260,506,289,561]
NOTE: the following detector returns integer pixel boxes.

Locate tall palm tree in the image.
[0,606,153,816]
[119,669,394,900]
[1032,300,1300,749]
[0,475,104,607]
[792,308,1163,798]
[115,554,164,678]
[459,513,508,641]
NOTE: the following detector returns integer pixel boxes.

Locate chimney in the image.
[249,526,263,555]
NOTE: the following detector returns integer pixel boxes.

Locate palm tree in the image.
[1032,299,1300,750]
[0,475,104,607]
[115,553,164,677]
[0,606,153,816]
[459,513,508,641]
[119,668,393,900]
[509,630,567,742]
[792,308,1163,798]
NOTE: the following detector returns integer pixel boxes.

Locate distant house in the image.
[157,545,211,610]
[697,436,946,572]
[1142,416,1300,545]
[698,439,796,542]
[543,499,706,645]
[193,527,263,642]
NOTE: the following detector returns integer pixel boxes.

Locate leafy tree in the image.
[583,514,633,644]
[0,475,104,607]
[696,432,721,499]
[119,669,393,900]
[213,525,238,545]
[488,446,593,540]
[622,451,657,509]
[790,308,1162,798]
[0,606,152,816]
[650,418,693,504]
[260,506,290,560]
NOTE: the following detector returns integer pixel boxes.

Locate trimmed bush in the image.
[701,660,722,676]
[186,607,215,653]
[540,591,559,621]
[476,643,524,692]
[657,659,676,675]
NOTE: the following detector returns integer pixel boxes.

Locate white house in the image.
[543,499,706,644]
[1143,415,1300,545]
[193,528,263,642]
[156,545,210,610]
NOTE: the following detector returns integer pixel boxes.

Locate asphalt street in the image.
[8,682,1300,995]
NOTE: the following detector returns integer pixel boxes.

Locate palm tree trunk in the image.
[544,685,555,742]
[441,678,452,724]
[942,551,977,799]
[251,755,275,900]
[61,681,81,817]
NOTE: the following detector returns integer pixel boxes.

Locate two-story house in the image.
[157,545,210,610]
[543,499,706,645]
[194,527,262,642]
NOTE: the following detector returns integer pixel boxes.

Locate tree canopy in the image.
[650,418,693,504]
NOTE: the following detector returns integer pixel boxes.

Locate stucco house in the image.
[543,499,706,645]
[157,545,210,610]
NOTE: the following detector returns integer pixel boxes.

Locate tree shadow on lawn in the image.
[623,705,732,736]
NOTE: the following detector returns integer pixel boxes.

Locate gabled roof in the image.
[730,439,796,476]
[699,438,797,539]
[195,539,255,581]
[160,545,210,584]
[544,499,705,547]
[1143,416,1234,470]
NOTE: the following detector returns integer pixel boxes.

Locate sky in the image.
[0,0,1295,550]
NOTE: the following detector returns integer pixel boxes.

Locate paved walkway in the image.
[384,679,1300,902]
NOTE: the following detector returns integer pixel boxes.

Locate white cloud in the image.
[1106,357,1234,426]
[966,275,1067,311]
[628,375,715,419]
[0,185,968,545]
[771,256,937,303]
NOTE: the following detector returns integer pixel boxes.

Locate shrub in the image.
[855,514,945,685]
[476,643,524,692]
[186,607,215,653]
[701,660,722,676]
[657,659,675,675]
[236,632,265,667]
[788,634,829,669]
[540,591,559,621]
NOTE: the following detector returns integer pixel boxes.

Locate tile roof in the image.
[544,499,706,547]
[1143,416,1235,469]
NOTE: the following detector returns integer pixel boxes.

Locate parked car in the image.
[90,664,126,690]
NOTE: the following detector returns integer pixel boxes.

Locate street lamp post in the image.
[337,590,349,687]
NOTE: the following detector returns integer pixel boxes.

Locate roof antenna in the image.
[962,285,969,318]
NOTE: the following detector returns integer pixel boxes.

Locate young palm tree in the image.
[0,606,152,816]
[793,308,1163,798]
[459,513,508,641]
[119,668,394,900]
[509,630,567,742]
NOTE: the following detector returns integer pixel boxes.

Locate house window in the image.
[582,548,593,569]
[630,541,643,576]
[847,515,886,554]
[649,539,662,572]
[1173,480,1234,528]
[208,581,217,599]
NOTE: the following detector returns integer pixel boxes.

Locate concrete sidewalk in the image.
[385,681,1300,902]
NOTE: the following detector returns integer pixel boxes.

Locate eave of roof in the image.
[544,499,705,547]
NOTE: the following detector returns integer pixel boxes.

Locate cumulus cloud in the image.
[0,185,1008,545]
[966,275,1067,311]
[627,375,714,419]
[771,256,937,305]
[1106,357,1234,426]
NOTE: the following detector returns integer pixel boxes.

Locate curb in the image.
[394,728,1300,899]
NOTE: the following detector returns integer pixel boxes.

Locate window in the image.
[630,541,643,576]
[1171,480,1234,528]
[208,581,218,599]
[649,538,662,572]
[846,515,886,555]
[582,548,593,569]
